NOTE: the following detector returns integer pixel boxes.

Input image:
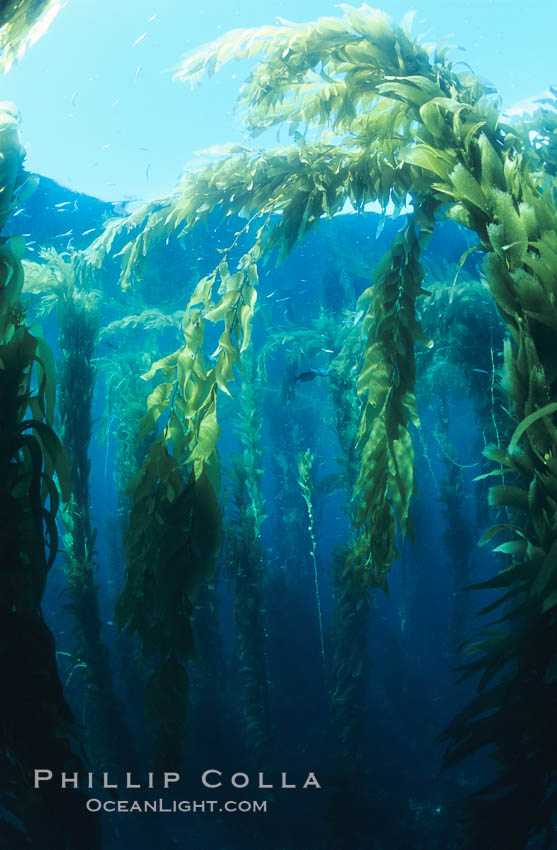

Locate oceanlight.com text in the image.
[85,799,269,814]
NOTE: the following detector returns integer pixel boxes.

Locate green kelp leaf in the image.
[215,351,234,395]
[8,234,26,259]
[509,402,557,454]
[387,426,414,532]
[19,419,70,502]
[187,273,215,311]
[478,132,505,192]
[488,484,529,512]
[418,99,463,140]
[448,203,473,229]
[377,76,445,108]
[35,334,56,424]
[478,524,530,547]
[177,347,195,395]
[449,244,483,301]
[205,289,239,322]
[449,163,490,215]
[184,319,204,350]
[509,268,552,317]
[483,252,518,316]
[195,400,220,460]
[398,143,457,180]
[167,412,187,459]
[489,188,528,263]
[530,541,557,598]
[239,303,254,352]
[137,383,174,441]
[142,351,179,381]
[493,540,527,556]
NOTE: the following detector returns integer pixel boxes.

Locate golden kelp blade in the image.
[0,0,65,74]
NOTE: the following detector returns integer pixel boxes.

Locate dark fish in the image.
[295,368,330,382]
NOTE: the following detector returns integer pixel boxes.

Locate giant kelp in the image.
[116,445,221,770]
[227,355,272,762]
[80,7,557,845]
[0,0,63,73]
[53,253,135,771]
[0,104,101,848]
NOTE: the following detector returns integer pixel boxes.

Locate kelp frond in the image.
[349,215,430,589]
[0,0,64,73]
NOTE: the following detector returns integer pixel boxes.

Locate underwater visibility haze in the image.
[1,1,557,849]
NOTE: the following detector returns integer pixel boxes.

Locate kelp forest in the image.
[1,2,557,849]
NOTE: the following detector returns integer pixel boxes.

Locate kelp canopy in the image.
[86,4,556,585]
[79,6,557,847]
[0,0,63,72]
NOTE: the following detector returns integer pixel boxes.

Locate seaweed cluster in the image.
[0,103,101,847]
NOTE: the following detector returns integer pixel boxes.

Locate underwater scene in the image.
[1,1,557,849]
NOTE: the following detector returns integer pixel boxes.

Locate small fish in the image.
[473,368,489,374]
[145,162,151,180]
[103,143,111,150]
[133,32,147,47]
[321,348,334,353]
[112,98,119,108]
[276,296,291,302]
[55,229,73,238]
[82,228,96,236]
[266,290,276,298]
[55,201,71,208]
[295,368,330,382]
[134,64,142,84]
[71,91,79,107]
[148,14,157,22]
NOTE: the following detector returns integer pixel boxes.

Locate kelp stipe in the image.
[51,253,135,771]
[0,105,101,848]
[228,355,272,762]
[297,449,326,664]
[116,457,221,771]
